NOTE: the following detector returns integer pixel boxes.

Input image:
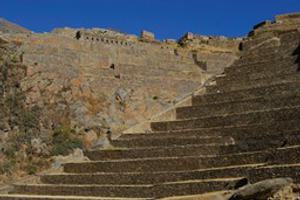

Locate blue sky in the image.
[2,0,300,39]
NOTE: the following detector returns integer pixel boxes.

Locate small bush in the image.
[1,63,8,81]
[3,143,18,158]
[26,163,38,175]
[51,126,82,156]
[21,109,40,133]
[0,159,16,175]
[10,54,19,63]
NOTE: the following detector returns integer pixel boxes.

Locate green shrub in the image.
[21,110,39,131]
[26,163,38,175]
[1,63,8,81]
[10,54,19,63]
[51,126,82,156]
[0,159,16,175]
[3,143,18,158]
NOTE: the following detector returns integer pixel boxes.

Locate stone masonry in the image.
[1,12,300,200]
[1,26,240,137]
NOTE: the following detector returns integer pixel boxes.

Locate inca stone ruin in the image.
[0,12,300,199]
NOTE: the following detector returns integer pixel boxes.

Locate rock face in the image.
[0,19,241,183]
[2,26,240,136]
[0,41,28,135]
[0,36,51,184]
[141,30,155,41]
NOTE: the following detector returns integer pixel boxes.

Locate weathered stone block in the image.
[141,30,155,41]
[185,32,194,40]
[229,178,293,200]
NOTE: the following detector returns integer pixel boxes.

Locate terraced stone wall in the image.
[242,13,300,53]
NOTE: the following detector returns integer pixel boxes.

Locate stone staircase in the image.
[1,30,300,200]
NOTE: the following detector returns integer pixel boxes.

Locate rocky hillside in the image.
[0,37,45,183]
[2,26,241,136]
[0,19,241,184]
[0,36,90,185]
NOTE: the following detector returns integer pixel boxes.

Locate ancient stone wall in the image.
[178,32,241,74]
[179,32,241,52]
[2,28,240,136]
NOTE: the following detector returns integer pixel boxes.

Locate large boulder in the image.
[229,178,293,200]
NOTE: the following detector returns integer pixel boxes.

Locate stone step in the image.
[176,94,300,119]
[208,78,297,94]
[170,163,300,186]
[220,61,298,83]
[63,145,300,174]
[0,194,149,200]
[239,34,299,57]
[192,81,300,106]
[241,37,280,52]
[220,64,299,86]
[244,28,299,50]
[154,178,244,198]
[239,42,287,56]
[237,45,282,62]
[209,73,300,93]
[11,184,153,198]
[248,164,300,183]
[41,164,260,185]
[254,23,300,36]
[224,56,298,76]
[111,135,232,148]
[86,129,300,160]
[63,153,264,174]
[121,120,300,140]
[241,32,277,50]
[41,163,300,186]
[221,67,299,90]
[11,178,244,198]
[241,38,298,57]
[151,106,300,132]
[231,49,296,68]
